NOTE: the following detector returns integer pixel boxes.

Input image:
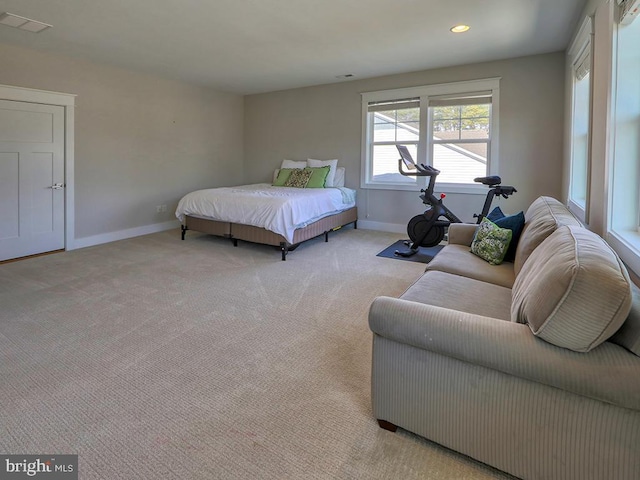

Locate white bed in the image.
[176,182,357,260]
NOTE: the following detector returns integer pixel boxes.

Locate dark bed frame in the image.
[181,207,358,260]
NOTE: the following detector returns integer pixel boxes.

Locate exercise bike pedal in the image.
[394,248,418,258]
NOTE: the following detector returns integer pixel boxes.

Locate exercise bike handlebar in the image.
[491,185,518,198]
[398,158,441,177]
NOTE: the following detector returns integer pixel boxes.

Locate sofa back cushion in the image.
[610,283,640,356]
[514,196,582,276]
[511,225,632,352]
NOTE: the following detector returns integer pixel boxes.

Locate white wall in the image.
[244,53,566,231]
[0,42,244,243]
[0,42,569,244]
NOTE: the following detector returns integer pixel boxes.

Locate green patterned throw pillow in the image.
[470,218,513,265]
[284,168,313,188]
[304,166,330,188]
[273,167,297,186]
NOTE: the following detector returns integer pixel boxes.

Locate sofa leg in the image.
[377,419,398,432]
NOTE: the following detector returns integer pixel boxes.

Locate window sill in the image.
[360,181,420,192]
[606,228,640,277]
[361,182,489,195]
[567,199,587,224]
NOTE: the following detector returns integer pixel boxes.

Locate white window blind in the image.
[574,48,591,81]
[367,98,419,112]
[428,92,493,107]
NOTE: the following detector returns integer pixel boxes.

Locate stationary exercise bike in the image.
[395,145,517,257]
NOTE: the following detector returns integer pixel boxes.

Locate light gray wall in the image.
[0,42,244,240]
[244,52,566,229]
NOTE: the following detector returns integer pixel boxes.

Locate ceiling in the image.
[0,0,588,95]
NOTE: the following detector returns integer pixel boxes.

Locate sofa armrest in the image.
[447,223,478,246]
[369,296,640,410]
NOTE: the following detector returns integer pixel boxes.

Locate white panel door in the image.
[0,100,65,261]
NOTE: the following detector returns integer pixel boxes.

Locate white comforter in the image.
[175,184,356,244]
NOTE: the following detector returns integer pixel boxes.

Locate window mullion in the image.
[372,141,418,146]
[421,95,430,169]
[432,139,491,145]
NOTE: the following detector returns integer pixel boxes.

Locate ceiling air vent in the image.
[0,12,52,33]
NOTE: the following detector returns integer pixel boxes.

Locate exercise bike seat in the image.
[474,175,502,186]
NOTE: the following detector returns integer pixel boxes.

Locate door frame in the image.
[0,84,76,251]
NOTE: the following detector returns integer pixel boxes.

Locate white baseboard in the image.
[357,220,407,235]
[70,218,404,250]
[70,220,180,250]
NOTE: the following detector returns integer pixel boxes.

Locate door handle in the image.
[49,183,64,190]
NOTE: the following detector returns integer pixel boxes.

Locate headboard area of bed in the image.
[273,167,346,187]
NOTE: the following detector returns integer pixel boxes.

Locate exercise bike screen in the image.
[397,145,417,170]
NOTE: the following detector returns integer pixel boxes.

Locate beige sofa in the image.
[369,197,640,480]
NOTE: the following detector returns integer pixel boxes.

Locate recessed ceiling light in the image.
[450,24,470,33]
[0,12,52,33]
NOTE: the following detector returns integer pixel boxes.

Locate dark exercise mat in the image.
[377,240,444,263]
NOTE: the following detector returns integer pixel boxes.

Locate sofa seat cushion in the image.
[401,270,512,321]
[514,196,582,276]
[369,297,640,410]
[426,244,516,288]
[511,225,633,352]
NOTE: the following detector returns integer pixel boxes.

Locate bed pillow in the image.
[281,159,307,169]
[304,166,330,188]
[470,218,513,265]
[333,167,346,187]
[284,168,313,188]
[273,168,296,186]
[307,159,338,187]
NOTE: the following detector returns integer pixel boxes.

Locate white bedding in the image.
[175,184,356,244]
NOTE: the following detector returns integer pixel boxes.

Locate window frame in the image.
[428,94,493,186]
[365,98,422,189]
[606,7,640,275]
[567,16,594,223]
[360,78,501,193]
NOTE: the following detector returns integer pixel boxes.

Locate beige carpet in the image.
[0,228,513,479]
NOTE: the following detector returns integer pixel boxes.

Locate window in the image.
[429,94,492,184]
[607,6,640,273]
[567,16,593,222]
[361,78,500,192]
[367,98,420,186]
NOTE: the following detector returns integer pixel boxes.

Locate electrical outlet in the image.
[156,205,162,213]
[161,204,167,212]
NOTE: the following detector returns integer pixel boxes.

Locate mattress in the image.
[175,184,356,244]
